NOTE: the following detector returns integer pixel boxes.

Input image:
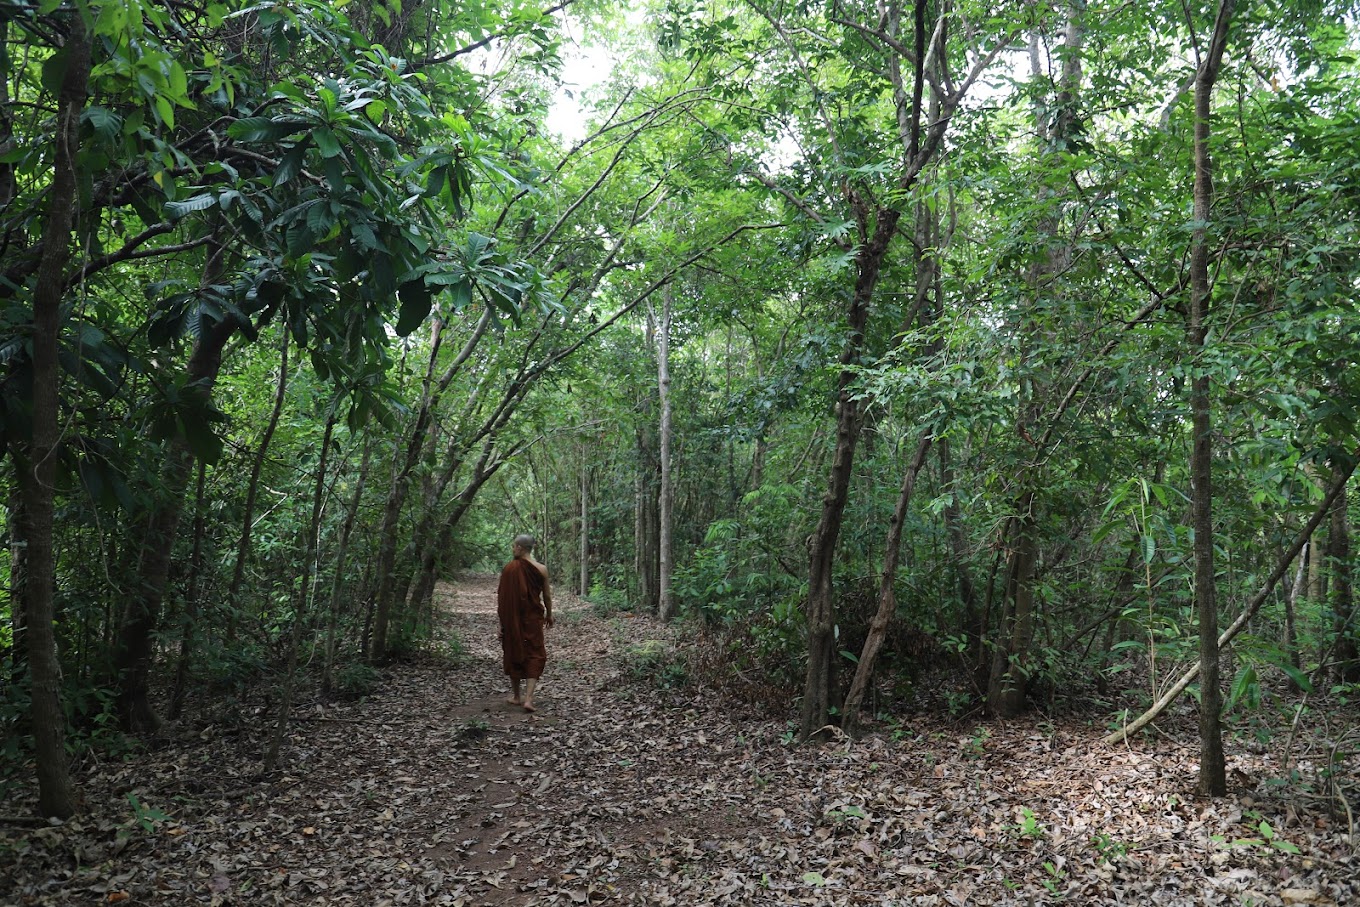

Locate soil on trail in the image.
[4,576,1359,906]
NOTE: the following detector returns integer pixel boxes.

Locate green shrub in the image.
[333,660,381,698]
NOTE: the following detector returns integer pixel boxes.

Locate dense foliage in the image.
[2,0,1358,815]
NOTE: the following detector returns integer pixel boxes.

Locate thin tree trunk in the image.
[635,313,660,612]
[265,411,336,772]
[225,332,290,635]
[168,460,208,719]
[117,317,235,734]
[987,497,1040,716]
[657,290,676,621]
[323,431,372,693]
[842,432,933,735]
[1105,453,1353,746]
[16,14,90,818]
[1283,541,1306,690]
[407,440,508,609]
[579,441,589,597]
[1328,467,1357,681]
[1188,0,1235,799]
[986,7,1086,719]
[371,321,451,660]
[374,309,492,660]
[938,439,979,645]
[7,488,27,683]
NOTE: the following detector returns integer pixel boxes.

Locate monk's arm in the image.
[542,566,554,625]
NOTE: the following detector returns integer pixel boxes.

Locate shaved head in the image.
[513,533,536,552]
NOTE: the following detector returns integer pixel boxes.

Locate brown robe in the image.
[497,557,547,680]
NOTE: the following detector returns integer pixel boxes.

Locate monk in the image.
[496,533,554,712]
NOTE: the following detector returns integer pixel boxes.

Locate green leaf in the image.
[395,280,433,336]
[306,201,334,237]
[313,127,342,159]
[154,94,176,130]
[275,143,308,187]
[449,278,473,311]
[165,194,218,220]
[802,871,826,887]
[82,106,124,142]
[40,47,68,95]
[1277,663,1313,693]
[228,116,309,143]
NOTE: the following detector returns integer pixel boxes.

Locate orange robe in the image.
[497,557,547,680]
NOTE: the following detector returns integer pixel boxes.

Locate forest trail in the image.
[6,575,1359,906]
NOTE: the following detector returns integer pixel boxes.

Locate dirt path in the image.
[5,576,1358,905]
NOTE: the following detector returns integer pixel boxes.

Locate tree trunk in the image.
[371,321,446,661]
[657,290,676,621]
[938,439,979,648]
[16,14,90,818]
[987,498,1041,716]
[1283,541,1306,690]
[406,438,507,613]
[801,204,897,740]
[579,441,590,597]
[225,332,291,636]
[1189,0,1235,799]
[842,432,933,735]
[986,7,1086,719]
[116,314,236,734]
[265,411,336,773]
[1328,467,1357,681]
[169,460,208,720]
[323,431,372,694]
[635,312,660,612]
[7,488,27,682]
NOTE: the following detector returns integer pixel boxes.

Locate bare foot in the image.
[506,698,523,707]
[522,701,537,713]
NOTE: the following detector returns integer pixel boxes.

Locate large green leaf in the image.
[395,280,433,336]
[228,116,310,143]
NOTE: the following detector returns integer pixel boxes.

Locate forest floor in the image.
[3,575,1359,906]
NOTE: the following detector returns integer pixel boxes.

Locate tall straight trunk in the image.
[938,439,979,645]
[801,223,888,740]
[842,432,933,735]
[841,184,942,735]
[986,7,1086,719]
[115,225,234,733]
[265,411,336,773]
[8,489,27,681]
[1189,0,1235,799]
[1283,542,1306,691]
[987,497,1041,715]
[16,14,90,818]
[579,442,589,597]
[225,333,290,633]
[657,291,676,621]
[1328,468,1357,681]
[323,431,372,693]
[635,312,660,612]
[168,460,208,719]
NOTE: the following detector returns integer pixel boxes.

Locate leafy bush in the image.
[333,660,381,698]
[621,639,687,688]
